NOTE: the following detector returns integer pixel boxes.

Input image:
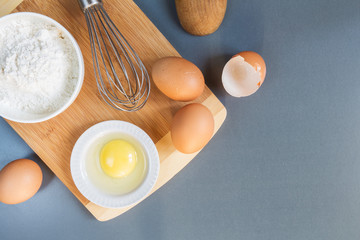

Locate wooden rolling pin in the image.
[175,0,227,36]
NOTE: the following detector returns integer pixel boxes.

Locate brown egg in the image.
[0,159,43,204]
[171,103,214,154]
[152,57,205,101]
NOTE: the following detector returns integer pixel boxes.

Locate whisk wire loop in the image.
[89,7,130,101]
[82,3,150,111]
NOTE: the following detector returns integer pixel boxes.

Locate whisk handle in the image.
[77,0,102,11]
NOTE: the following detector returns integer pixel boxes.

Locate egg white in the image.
[85,132,147,195]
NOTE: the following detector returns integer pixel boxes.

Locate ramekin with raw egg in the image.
[70,120,159,208]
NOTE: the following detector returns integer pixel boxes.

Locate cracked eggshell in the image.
[222,51,266,97]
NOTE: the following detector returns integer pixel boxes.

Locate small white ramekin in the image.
[0,12,85,123]
[70,120,160,209]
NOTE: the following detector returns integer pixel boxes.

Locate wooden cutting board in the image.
[0,0,227,221]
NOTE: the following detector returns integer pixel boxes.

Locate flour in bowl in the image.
[0,18,79,114]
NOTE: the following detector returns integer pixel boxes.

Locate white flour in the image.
[0,18,79,114]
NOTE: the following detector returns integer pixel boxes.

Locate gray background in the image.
[1,0,360,239]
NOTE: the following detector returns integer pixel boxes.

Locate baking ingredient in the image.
[171,103,214,154]
[0,18,79,114]
[100,139,137,178]
[86,133,147,195]
[0,159,43,204]
[152,57,204,101]
[175,0,227,36]
[222,51,266,97]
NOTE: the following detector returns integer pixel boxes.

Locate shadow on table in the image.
[203,54,232,98]
[26,153,55,192]
[164,0,182,30]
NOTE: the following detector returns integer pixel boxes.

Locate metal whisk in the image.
[77,0,150,111]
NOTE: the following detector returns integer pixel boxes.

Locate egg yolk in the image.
[100,140,137,178]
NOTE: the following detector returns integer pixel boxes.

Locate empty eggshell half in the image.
[222,51,266,97]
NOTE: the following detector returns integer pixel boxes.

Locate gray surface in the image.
[1,0,360,239]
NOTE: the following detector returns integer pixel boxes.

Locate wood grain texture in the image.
[175,0,227,36]
[0,0,22,17]
[1,0,227,221]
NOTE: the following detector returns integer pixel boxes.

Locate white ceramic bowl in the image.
[70,120,160,209]
[0,12,84,123]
